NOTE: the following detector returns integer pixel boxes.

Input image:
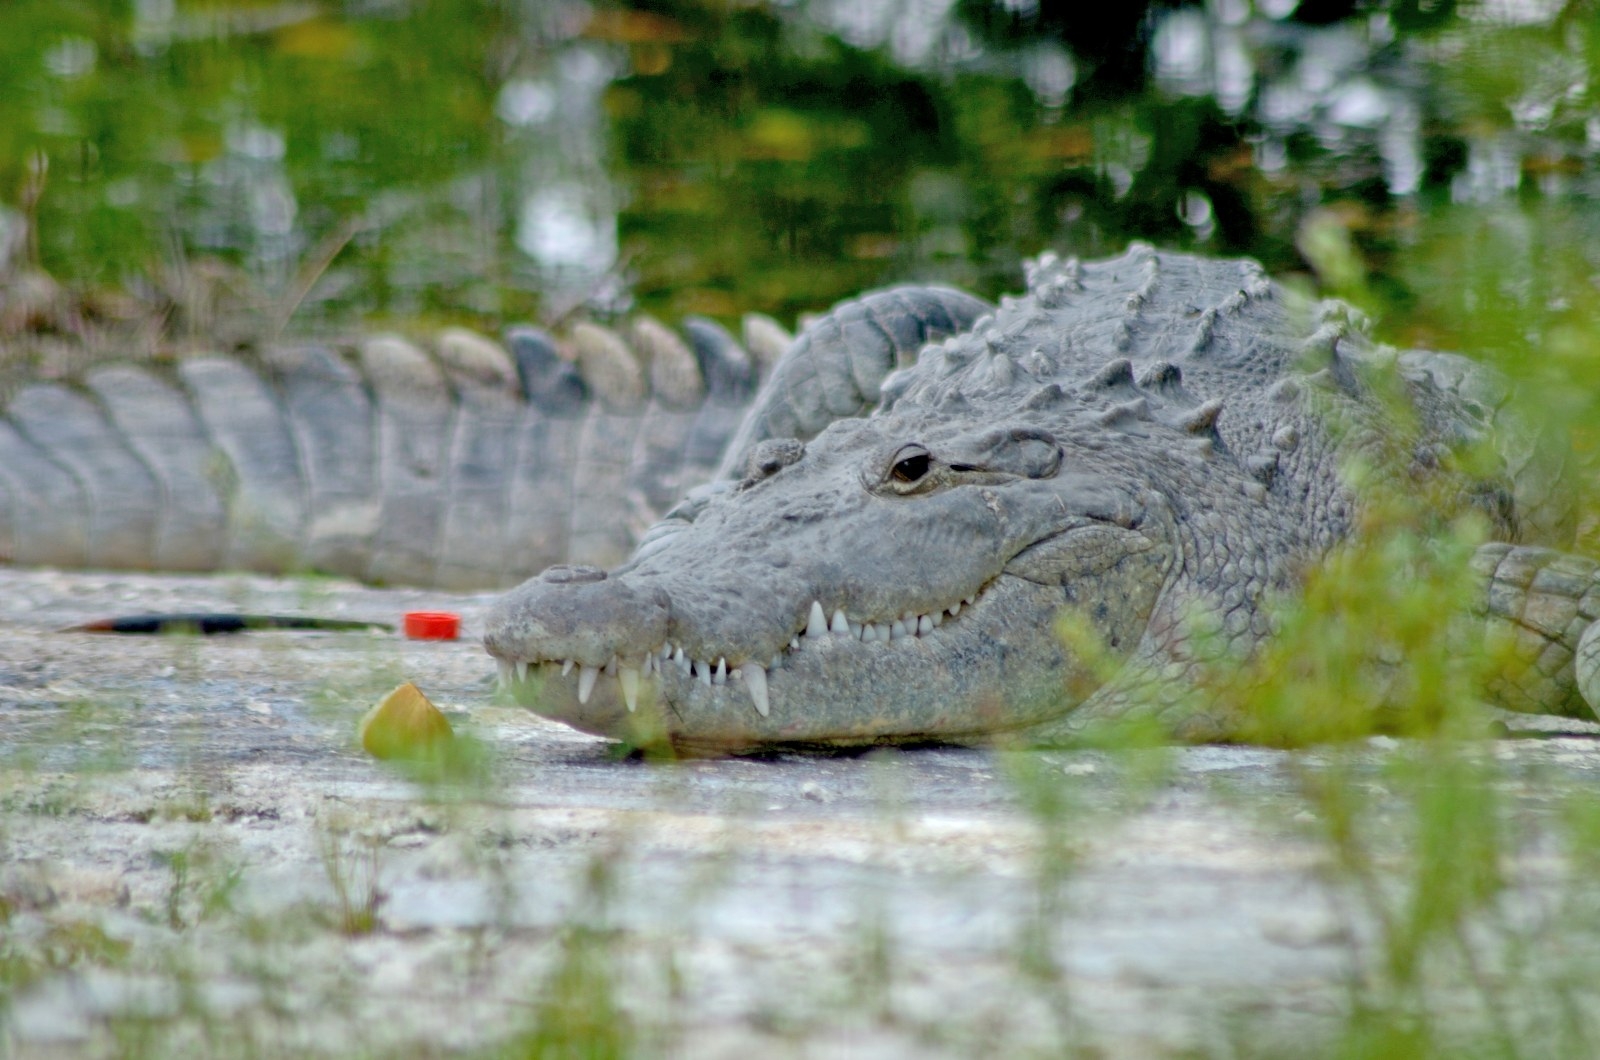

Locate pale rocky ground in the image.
[4,568,1600,1058]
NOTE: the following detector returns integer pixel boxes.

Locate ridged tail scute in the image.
[434,336,528,592]
[570,323,647,413]
[632,317,704,412]
[568,324,650,569]
[270,345,380,581]
[506,326,588,414]
[504,327,587,579]
[361,335,453,586]
[624,318,708,522]
[740,313,792,374]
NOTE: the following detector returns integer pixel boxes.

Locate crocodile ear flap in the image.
[951,426,1063,479]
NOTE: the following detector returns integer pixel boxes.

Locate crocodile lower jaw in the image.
[493,576,1010,742]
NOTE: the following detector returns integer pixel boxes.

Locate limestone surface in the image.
[5,567,1600,1057]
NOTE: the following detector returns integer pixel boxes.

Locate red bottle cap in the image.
[403,611,461,640]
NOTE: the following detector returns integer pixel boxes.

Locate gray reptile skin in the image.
[484,245,1600,752]
[0,317,793,589]
[0,290,984,590]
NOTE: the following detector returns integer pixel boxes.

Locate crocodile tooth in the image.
[862,622,877,642]
[676,649,691,676]
[805,601,827,639]
[876,624,892,644]
[604,655,618,677]
[901,611,917,627]
[577,665,599,705]
[770,655,781,671]
[714,658,727,684]
[741,663,770,717]
[948,600,961,617]
[930,611,943,628]
[697,661,711,687]
[498,660,513,686]
[965,595,976,607]
[620,667,640,713]
[516,660,530,682]
[645,654,656,676]
[561,658,575,675]
[917,614,933,636]
[789,637,800,652]
[890,619,909,641]
[830,609,849,635]
[848,619,861,639]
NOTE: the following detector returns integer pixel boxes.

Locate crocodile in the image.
[0,314,839,589]
[484,244,1600,753]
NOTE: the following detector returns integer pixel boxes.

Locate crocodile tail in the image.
[0,319,776,589]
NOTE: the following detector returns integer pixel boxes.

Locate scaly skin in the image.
[0,289,984,590]
[485,245,1600,752]
[0,317,778,588]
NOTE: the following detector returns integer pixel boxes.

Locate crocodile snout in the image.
[483,565,670,687]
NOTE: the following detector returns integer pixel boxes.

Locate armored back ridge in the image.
[485,245,1600,751]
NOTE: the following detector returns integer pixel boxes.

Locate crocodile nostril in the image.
[540,565,607,584]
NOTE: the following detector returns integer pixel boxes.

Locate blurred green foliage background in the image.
[0,0,1595,368]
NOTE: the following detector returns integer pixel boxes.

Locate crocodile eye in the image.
[891,451,931,484]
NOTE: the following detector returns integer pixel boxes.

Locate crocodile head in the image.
[485,401,1186,752]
